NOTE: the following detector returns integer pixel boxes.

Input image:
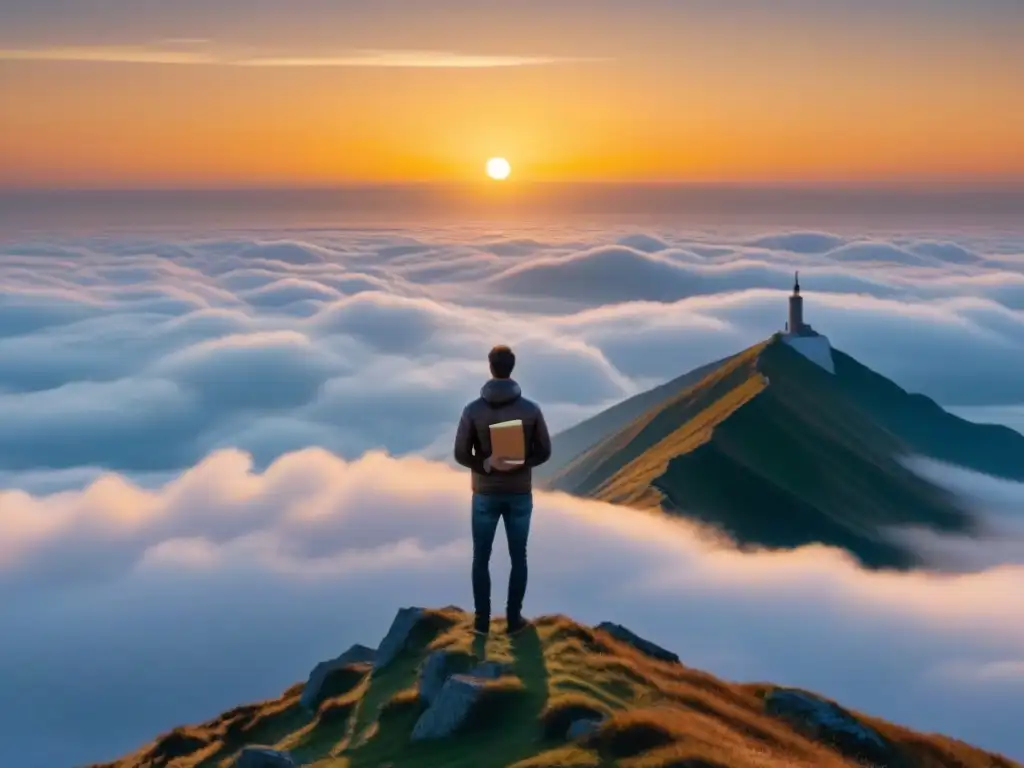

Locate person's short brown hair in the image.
[488,345,516,379]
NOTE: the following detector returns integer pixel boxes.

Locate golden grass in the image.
[379,686,422,718]
[508,744,602,767]
[93,608,1021,768]
[561,342,770,509]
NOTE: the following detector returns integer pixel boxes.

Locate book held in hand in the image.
[489,419,526,465]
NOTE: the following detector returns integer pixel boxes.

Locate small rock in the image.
[300,643,377,711]
[235,746,296,767]
[410,675,486,741]
[764,688,896,767]
[375,607,425,671]
[595,622,680,664]
[566,717,602,740]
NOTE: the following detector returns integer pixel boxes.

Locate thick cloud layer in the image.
[2,225,1024,767]
[1,451,1023,767]
[892,457,1024,571]
[2,227,1024,489]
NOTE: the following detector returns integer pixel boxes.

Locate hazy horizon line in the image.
[4,180,1024,195]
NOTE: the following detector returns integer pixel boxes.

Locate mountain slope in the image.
[536,354,735,481]
[92,606,1020,768]
[544,335,1024,569]
[826,347,1024,481]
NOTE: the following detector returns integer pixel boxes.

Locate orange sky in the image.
[1,1,1022,188]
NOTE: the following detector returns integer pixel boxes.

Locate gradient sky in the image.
[1,0,1022,188]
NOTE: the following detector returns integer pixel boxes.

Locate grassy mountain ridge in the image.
[537,354,736,482]
[547,343,769,510]
[543,335,1021,568]
[91,607,1021,768]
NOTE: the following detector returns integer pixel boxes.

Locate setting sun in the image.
[486,157,511,181]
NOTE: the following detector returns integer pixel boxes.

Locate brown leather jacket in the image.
[453,378,552,495]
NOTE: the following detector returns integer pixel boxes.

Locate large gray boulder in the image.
[595,622,680,664]
[235,746,296,767]
[410,675,488,741]
[300,643,377,711]
[410,656,516,741]
[375,607,425,671]
[418,651,455,707]
[764,688,898,767]
[419,652,511,708]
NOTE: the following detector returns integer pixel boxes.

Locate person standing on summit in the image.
[454,345,552,636]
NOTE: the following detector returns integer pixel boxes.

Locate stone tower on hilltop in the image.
[788,272,805,335]
[784,271,816,337]
[781,272,835,373]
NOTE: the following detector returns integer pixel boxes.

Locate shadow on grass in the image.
[589,714,677,759]
[345,624,551,768]
[472,633,487,662]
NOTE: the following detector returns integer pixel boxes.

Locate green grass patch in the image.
[379,686,422,719]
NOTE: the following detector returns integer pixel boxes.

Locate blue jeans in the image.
[471,492,533,621]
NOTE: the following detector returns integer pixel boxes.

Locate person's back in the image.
[453,345,551,636]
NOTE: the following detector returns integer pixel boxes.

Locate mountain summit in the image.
[539,284,1024,569]
[92,606,1019,768]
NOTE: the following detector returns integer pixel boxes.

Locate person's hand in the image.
[490,457,520,472]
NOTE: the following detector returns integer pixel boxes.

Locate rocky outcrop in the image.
[234,746,296,767]
[89,606,1015,768]
[301,605,432,713]
[299,607,431,716]
[418,650,457,707]
[411,651,513,740]
[300,643,376,711]
[411,674,490,741]
[764,688,899,767]
[375,607,425,671]
[595,622,680,664]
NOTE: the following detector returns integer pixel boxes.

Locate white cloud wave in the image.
[2,227,1024,486]
[2,225,1024,766]
[892,457,1024,571]
[1,451,1022,767]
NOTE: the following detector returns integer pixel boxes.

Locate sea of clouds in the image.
[1,225,1024,766]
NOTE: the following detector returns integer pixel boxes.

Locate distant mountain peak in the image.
[541,325,1024,569]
